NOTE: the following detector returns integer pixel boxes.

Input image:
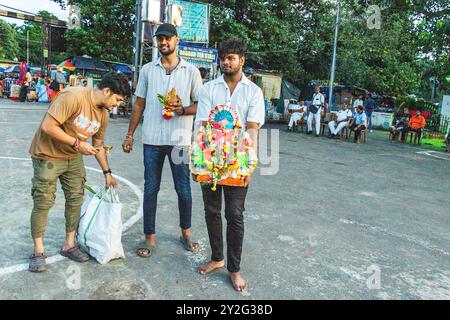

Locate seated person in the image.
[288,100,307,131]
[407,110,426,143]
[348,105,367,143]
[389,107,410,141]
[328,102,352,138]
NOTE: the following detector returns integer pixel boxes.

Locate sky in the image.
[0,0,67,25]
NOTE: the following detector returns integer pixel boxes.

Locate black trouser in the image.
[201,184,248,273]
[349,123,366,142]
[407,127,422,141]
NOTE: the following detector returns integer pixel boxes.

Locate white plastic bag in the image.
[77,186,125,264]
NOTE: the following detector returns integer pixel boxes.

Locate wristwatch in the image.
[103,169,112,175]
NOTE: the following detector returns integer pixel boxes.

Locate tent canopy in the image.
[112,64,132,74]
[3,65,20,73]
[71,55,109,71]
[57,55,110,72]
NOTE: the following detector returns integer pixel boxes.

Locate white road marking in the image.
[416,150,450,161]
[0,156,143,276]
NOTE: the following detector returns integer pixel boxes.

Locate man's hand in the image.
[122,138,134,153]
[172,99,185,115]
[244,175,251,187]
[78,141,99,155]
[105,173,118,189]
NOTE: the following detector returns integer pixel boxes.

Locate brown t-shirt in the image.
[29,87,109,160]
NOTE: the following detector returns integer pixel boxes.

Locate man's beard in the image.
[159,47,175,56]
[221,67,239,76]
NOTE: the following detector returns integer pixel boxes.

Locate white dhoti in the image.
[328,121,348,135]
[288,112,304,128]
[307,110,321,134]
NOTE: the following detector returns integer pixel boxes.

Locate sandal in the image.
[60,245,90,263]
[29,253,47,273]
[136,241,156,258]
[180,236,199,252]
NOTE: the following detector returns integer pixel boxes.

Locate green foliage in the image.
[51,0,135,63]
[0,20,19,60]
[49,0,448,100]
[14,11,59,65]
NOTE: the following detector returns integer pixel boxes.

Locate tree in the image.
[51,0,448,99]
[14,11,60,66]
[51,0,135,63]
[0,20,19,61]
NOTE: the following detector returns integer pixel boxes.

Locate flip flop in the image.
[180,235,199,252]
[136,241,156,258]
[60,245,90,263]
[29,252,47,272]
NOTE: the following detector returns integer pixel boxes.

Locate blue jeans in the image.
[365,109,373,130]
[143,145,192,235]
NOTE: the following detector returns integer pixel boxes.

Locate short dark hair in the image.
[97,71,131,97]
[198,67,208,79]
[218,39,247,58]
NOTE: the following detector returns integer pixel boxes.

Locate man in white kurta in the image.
[288,100,306,130]
[328,103,352,138]
[307,86,325,136]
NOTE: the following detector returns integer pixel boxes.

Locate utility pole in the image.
[328,0,340,111]
[41,23,50,77]
[26,30,29,65]
[133,0,143,89]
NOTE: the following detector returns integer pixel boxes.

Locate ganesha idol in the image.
[190,105,258,191]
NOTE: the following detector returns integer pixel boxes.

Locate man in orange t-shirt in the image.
[407,110,426,143]
[28,72,130,273]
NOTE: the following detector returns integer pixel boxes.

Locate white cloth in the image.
[353,99,363,111]
[288,112,304,128]
[196,74,265,127]
[336,109,352,122]
[135,57,203,146]
[288,104,306,113]
[328,120,348,135]
[307,111,321,134]
[312,93,325,106]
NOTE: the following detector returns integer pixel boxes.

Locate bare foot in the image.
[198,260,225,275]
[230,272,248,292]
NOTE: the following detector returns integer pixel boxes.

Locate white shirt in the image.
[135,57,202,146]
[353,99,363,109]
[289,104,306,113]
[196,75,265,127]
[336,109,352,122]
[312,92,325,106]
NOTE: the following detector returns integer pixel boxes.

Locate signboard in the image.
[178,45,217,64]
[142,0,163,23]
[43,50,48,58]
[168,0,209,43]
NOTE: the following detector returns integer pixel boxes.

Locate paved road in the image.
[0,100,449,300]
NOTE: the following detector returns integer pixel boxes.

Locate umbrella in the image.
[57,59,76,71]
[0,67,5,73]
[71,56,109,72]
[112,64,132,74]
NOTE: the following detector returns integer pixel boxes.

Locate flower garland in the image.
[190,105,257,191]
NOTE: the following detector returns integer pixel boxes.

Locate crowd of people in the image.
[287,86,370,143]
[287,88,433,145]
[0,67,90,103]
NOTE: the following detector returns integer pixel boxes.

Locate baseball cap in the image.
[154,23,178,37]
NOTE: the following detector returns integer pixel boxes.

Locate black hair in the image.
[97,71,131,97]
[199,67,208,79]
[357,105,365,111]
[218,39,247,58]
